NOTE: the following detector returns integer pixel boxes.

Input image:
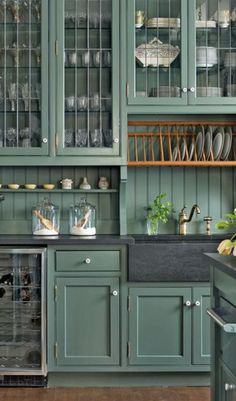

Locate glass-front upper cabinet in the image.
[127,0,188,105]
[189,0,236,105]
[56,0,120,156]
[0,0,48,155]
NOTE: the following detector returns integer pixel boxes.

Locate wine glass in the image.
[35,82,41,111]
[6,127,17,147]
[21,82,30,111]
[8,0,22,22]
[9,43,22,67]
[34,45,41,65]
[8,82,17,112]
[0,1,7,18]
[32,0,40,22]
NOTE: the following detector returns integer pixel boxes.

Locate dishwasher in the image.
[0,248,47,387]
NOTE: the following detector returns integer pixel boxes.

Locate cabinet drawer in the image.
[56,251,120,272]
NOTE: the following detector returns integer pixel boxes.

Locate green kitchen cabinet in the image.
[192,287,211,365]
[0,0,124,165]
[127,0,236,109]
[219,362,236,401]
[0,0,49,155]
[128,286,210,368]
[47,245,126,371]
[55,0,121,158]
[55,276,120,366]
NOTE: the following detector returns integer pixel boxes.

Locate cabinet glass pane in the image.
[64,0,113,149]
[195,0,236,98]
[134,0,181,98]
[0,1,43,149]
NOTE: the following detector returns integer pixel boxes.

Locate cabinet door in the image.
[127,0,188,106]
[56,0,120,157]
[219,362,236,401]
[128,287,191,365]
[0,0,49,155]
[56,277,119,366]
[192,287,211,365]
[189,0,236,105]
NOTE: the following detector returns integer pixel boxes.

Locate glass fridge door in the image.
[0,248,46,375]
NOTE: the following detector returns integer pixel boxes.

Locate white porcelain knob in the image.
[113,137,119,144]
[195,301,201,306]
[112,290,118,296]
[85,258,91,264]
[185,300,191,307]
[42,138,48,143]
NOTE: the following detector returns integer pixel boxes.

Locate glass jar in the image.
[69,198,96,236]
[32,198,60,236]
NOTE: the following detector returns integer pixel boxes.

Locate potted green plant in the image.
[145,192,175,235]
[216,208,236,255]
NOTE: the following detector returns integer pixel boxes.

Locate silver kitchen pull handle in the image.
[225,383,236,391]
[207,308,236,333]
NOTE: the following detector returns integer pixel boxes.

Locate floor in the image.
[0,386,210,401]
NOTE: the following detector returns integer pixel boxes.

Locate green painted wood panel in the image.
[56,250,120,272]
[192,287,211,365]
[128,287,192,365]
[127,167,236,234]
[0,166,119,234]
[56,277,120,366]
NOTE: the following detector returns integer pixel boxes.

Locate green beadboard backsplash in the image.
[0,166,119,234]
[127,167,236,235]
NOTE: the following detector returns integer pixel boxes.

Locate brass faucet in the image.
[179,204,201,235]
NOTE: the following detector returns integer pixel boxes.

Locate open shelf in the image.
[128,120,236,167]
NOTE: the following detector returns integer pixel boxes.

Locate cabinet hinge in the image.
[54,342,58,359]
[126,82,129,98]
[54,285,57,302]
[127,295,131,312]
[55,40,59,56]
[55,133,59,149]
[127,342,131,358]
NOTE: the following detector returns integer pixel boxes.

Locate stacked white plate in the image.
[195,20,216,28]
[226,84,236,97]
[196,46,218,67]
[224,52,236,67]
[146,17,181,28]
[220,127,232,160]
[149,86,181,97]
[197,87,223,97]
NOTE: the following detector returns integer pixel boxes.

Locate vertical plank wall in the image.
[127,167,236,234]
[0,167,119,234]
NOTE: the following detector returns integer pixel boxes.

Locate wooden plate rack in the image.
[128,121,236,167]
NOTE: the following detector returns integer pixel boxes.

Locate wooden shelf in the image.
[128,120,236,167]
[0,189,118,193]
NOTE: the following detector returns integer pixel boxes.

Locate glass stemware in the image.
[8,82,17,112]
[6,127,17,147]
[32,0,41,22]
[35,82,41,111]
[9,43,22,67]
[0,1,7,18]
[8,0,22,23]
[21,82,30,111]
[34,45,41,65]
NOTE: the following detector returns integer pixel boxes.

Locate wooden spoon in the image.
[33,210,57,232]
[76,209,91,228]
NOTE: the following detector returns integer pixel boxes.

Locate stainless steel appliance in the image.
[0,248,46,382]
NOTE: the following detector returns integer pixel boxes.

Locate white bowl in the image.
[196,46,218,67]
